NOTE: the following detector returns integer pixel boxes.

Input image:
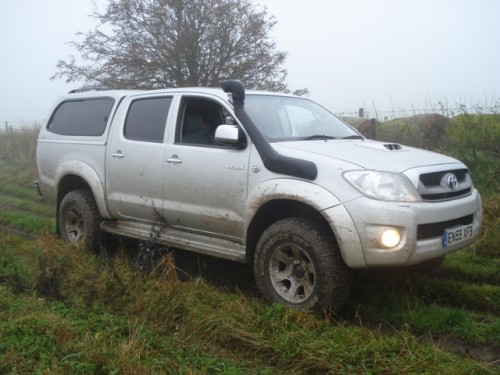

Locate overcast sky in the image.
[1,0,499,125]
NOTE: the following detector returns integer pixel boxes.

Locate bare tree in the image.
[52,0,289,91]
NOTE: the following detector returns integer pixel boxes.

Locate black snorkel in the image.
[221,80,317,180]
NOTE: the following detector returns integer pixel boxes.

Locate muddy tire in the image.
[58,190,101,251]
[254,217,351,313]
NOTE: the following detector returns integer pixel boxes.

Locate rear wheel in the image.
[254,217,351,313]
[58,190,101,251]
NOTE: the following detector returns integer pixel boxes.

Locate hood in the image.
[274,139,461,173]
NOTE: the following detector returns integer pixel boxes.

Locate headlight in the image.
[343,171,421,202]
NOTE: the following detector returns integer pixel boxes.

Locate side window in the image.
[124,97,172,143]
[47,98,114,136]
[178,98,239,146]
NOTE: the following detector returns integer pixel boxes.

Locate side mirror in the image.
[214,125,244,147]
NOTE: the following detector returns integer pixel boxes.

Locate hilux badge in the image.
[447,174,458,191]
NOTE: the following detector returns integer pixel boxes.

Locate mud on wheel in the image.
[254,217,352,313]
[58,189,101,251]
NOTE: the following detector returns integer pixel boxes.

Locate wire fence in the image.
[335,103,500,121]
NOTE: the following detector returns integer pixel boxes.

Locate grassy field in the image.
[0,123,498,374]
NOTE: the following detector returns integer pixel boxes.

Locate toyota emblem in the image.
[447,174,458,191]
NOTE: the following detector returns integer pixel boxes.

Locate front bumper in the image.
[324,189,482,268]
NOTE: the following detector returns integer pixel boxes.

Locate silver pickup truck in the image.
[36,80,482,312]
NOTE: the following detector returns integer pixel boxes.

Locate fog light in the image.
[380,229,401,248]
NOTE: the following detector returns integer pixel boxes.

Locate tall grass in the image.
[444,111,499,257]
[446,113,500,193]
[0,233,494,374]
[0,125,40,186]
[0,126,54,234]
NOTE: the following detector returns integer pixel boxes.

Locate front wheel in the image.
[254,217,351,313]
[58,190,101,251]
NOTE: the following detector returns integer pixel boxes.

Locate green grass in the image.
[0,127,56,234]
[1,285,250,374]
[0,234,494,374]
[0,126,499,373]
[440,250,500,284]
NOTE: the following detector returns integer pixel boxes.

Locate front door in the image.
[163,95,250,241]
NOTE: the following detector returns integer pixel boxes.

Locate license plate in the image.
[442,224,473,248]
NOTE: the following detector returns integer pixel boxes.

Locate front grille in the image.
[420,169,467,187]
[417,214,473,240]
[417,168,471,201]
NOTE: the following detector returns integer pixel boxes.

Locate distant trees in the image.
[52,0,291,91]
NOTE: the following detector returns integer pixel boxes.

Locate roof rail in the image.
[68,86,112,94]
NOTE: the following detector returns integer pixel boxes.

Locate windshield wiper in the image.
[300,135,338,141]
[341,135,364,140]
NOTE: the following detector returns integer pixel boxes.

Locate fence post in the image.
[370,118,377,140]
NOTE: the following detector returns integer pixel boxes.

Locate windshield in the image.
[244,94,361,141]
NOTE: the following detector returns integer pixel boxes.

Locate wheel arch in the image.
[55,161,111,222]
[245,199,339,263]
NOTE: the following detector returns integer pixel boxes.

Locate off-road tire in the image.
[254,217,351,313]
[58,189,101,251]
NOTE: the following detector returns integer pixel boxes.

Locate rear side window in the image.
[124,97,172,142]
[47,98,114,136]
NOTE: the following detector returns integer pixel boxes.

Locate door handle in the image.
[111,150,125,159]
[166,155,182,164]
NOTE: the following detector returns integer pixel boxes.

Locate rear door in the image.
[106,95,173,221]
[163,95,251,241]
